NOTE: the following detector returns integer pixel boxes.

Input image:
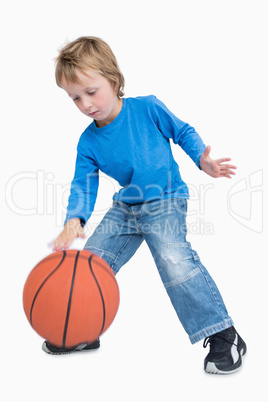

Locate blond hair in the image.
[55,36,125,98]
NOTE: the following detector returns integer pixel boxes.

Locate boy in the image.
[46,36,246,374]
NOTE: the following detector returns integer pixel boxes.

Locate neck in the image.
[95,98,123,128]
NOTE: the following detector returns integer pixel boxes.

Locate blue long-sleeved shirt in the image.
[65,95,206,224]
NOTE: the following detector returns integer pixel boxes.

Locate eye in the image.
[87,91,96,96]
[73,97,79,102]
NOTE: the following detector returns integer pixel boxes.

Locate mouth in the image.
[88,111,99,117]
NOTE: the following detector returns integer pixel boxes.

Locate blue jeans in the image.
[84,198,233,344]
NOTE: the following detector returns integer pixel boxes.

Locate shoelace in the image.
[203,333,237,349]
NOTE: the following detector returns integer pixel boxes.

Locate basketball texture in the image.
[23,250,120,348]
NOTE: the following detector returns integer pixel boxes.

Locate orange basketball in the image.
[23,250,120,348]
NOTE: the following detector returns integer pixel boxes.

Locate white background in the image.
[1,0,267,400]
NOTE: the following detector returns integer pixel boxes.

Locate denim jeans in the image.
[84,198,233,344]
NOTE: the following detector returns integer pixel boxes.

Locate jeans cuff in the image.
[189,318,234,344]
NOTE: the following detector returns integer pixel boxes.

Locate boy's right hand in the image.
[52,218,86,252]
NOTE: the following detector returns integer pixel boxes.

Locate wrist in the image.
[198,154,204,170]
[65,217,85,226]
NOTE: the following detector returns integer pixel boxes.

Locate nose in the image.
[80,97,92,114]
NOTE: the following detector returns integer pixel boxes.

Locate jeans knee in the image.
[154,242,201,286]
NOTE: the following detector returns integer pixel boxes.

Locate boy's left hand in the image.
[199,145,237,179]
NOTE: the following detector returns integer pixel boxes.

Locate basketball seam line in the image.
[91,258,119,283]
[89,256,106,338]
[62,250,80,348]
[30,251,66,326]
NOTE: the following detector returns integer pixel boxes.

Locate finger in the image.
[215,157,232,164]
[218,171,234,179]
[53,245,63,252]
[218,172,235,179]
[53,238,66,252]
[78,229,86,238]
[53,240,65,251]
[64,236,76,249]
[204,145,211,158]
[225,166,237,171]
[214,166,235,177]
[219,164,237,170]
[220,167,236,175]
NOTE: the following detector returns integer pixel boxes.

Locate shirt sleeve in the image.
[64,143,99,225]
[151,96,206,168]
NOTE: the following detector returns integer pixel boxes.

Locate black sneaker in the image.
[203,327,246,374]
[42,338,100,355]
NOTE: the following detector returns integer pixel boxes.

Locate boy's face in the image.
[61,70,122,128]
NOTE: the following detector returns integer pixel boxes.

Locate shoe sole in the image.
[42,342,100,355]
[42,342,70,355]
[205,349,246,375]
